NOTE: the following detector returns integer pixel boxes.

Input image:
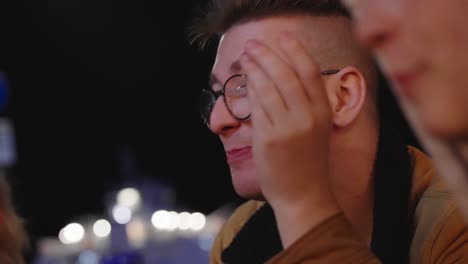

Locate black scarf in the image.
[221,123,412,264]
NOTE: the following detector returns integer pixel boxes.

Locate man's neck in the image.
[330,129,378,245]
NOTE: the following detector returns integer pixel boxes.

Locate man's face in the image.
[345,0,468,139]
[209,16,337,199]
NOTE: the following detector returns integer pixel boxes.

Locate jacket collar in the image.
[221,203,282,263]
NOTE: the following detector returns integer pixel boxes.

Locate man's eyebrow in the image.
[209,60,242,88]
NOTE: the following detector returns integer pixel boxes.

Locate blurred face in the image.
[209,16,338,199]
[344,0,468,139]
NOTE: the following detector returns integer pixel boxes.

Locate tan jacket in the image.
[211,147,468,263]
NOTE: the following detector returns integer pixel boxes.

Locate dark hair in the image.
[189,0,350,49]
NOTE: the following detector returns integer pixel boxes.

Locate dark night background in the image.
[0,0,418,261]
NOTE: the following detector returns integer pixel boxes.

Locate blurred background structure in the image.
[32,147,234,263]
[0,0,417,263]
[34,181,234,264]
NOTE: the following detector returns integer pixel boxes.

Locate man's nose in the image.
[209,98,241,135]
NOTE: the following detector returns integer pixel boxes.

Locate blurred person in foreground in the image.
[0,73,27,262]
[190,0,468,263]
[0,174,26,263]
[342,0,468,222]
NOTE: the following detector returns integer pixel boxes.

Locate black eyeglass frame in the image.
[201,69,341,126]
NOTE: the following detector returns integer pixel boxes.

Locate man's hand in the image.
[239,32,340,247]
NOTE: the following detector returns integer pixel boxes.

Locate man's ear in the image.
[329,66,367,128]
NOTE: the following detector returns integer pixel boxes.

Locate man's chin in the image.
[231,174,264,200]
[236,189,265,201]
[423,108,468,140]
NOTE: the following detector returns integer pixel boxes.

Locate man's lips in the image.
[226,147,252,163]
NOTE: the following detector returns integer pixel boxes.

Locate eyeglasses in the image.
[200,69,341,127]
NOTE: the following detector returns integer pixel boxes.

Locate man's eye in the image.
[229,85,247,98]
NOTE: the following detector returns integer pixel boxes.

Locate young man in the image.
[342,0,468,221]
[191,0,468,263]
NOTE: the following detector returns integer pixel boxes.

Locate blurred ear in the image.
[329,66,367,128]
